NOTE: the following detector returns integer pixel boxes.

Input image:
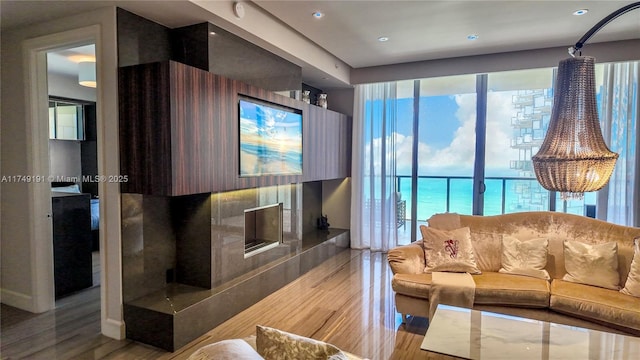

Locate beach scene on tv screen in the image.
[239,99,303,176]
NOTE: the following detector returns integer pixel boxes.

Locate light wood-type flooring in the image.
[1,250,439,360]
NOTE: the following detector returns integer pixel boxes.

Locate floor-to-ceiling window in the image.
[358,61,638,246]
[392,62,636,243]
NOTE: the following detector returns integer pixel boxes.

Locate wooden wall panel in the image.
[119,62,172,195]
[338,112,352,178]
[119,60,350,196]
[170,62,217,195]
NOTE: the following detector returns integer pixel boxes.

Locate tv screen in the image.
[239,98,303,177]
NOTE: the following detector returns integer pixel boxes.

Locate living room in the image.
[1,1,639,359]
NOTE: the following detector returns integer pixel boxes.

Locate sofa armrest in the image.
[388,242,425,275]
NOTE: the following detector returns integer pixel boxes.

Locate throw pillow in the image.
[187,339,263,360]
[499,235,550,280]
[420,226,481,274]
[469,232,503,272]
[256,325,348,360]
[562,240,620,290]
[621,237,640,297]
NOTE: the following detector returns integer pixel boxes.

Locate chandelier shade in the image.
[532,56,618,199]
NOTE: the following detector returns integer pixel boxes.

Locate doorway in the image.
[22,24,124,339]
[47,45,100,301]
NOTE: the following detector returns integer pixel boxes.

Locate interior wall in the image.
[0,6,123,339]
[302,181,323,233]
[1,27,33,300]
[48,72,96,102]
[322,178,351,230]
[325,88,354,117]
[351,39,640,84]
[49,140,82,181]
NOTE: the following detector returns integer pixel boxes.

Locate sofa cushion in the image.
[187,339,263,360]
[469,232,502,272]
[256,325,348,360]
[550,280,640,333]
[392,273,432,299]
[472,272,550,307]
[563,240,620,290]
[621,238,640,297]
[499,236,550,280]
[420,226,481,274]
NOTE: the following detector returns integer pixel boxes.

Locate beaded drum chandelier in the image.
[532,2,639,200]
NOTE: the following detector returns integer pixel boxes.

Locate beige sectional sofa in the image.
[388,211,640,335]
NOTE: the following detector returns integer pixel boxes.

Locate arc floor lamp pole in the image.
[532,2,640,200]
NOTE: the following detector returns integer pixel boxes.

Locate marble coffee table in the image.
[421,304,640,359]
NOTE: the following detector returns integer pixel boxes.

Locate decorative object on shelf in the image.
[302,90,311,104]
[317,214,330,230]
[316,93,328,109]
[532,2,639,200]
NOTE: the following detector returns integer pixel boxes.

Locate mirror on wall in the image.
[49,98,86,140]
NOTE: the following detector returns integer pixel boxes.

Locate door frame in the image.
[24,23,124,339]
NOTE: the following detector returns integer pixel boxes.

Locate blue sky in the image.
[395,96,461,149]
[385,90,538,177]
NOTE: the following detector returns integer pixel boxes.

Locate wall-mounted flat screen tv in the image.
[239,98,303,177]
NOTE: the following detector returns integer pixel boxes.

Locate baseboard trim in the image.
[102,317,126,340]
[0,288,34,311]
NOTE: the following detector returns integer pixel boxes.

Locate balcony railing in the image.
[395,175,558,220]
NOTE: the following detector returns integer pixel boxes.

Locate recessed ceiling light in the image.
[467,34,479,41]
[209,31,216,36]
[378,36,389,42]
[312,11,324,19]
[573,9,588,16]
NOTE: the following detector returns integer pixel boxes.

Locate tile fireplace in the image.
[244,203,283,257]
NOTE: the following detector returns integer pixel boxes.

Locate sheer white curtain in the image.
[351,82,398,251]
[597,61,639,227]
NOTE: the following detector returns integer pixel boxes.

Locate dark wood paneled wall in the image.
[169,63,219,195]
[119,61,351,196]
[119,62,173,195]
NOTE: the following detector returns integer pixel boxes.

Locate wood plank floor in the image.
[1,250,438,359]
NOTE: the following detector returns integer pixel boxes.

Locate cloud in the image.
[365,91,528,177]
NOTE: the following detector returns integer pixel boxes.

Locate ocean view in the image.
[396,176,592,221]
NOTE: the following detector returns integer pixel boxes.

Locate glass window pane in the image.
[486,68,554,214]
[56,104,78,140]
[417,74,477,221]
[395,80,414,244]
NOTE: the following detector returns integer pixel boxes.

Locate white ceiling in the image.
[47,45,96,78]
[254,0,640,68]
[3,0,639,88]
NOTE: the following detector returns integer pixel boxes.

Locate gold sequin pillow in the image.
[420,226,481,274]
[621,238,640,297]
[563,240,620,290]
[256,325,348,360]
